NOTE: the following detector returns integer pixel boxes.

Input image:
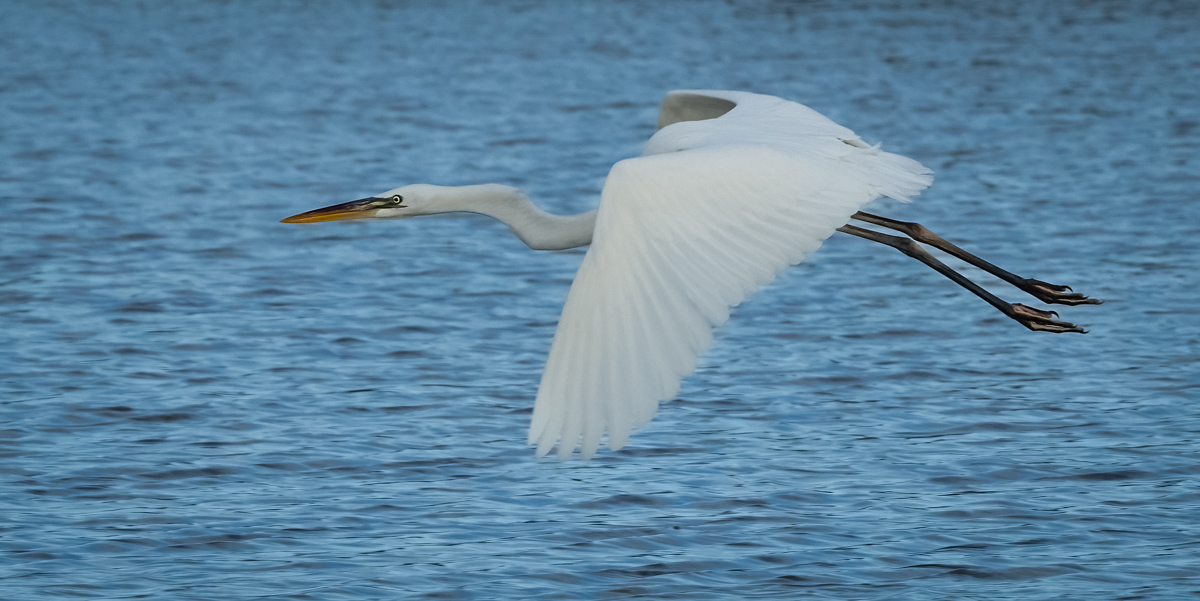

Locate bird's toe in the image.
[1011,303,1087,334]
[1025,279,1102,306]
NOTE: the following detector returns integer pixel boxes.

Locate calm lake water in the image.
[2,1,1198,599]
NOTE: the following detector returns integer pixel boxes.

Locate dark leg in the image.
[851,211,1100,306]
[837,224,1086,333]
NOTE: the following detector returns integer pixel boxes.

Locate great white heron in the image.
[283,90,1098,459]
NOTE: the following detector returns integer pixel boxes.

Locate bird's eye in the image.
[391,195,403,205]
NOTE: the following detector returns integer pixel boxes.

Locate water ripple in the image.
[2,1,1199,599]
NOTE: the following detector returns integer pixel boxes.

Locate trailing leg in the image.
[837,224,1086,333]
[850,211,1100,306]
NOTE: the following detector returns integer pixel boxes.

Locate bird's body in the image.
[284,90,1095,459]
[530,91,930,459]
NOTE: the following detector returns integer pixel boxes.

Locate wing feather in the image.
[529,91,932,458]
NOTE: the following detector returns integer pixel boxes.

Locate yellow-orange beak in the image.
[281,198,381,223]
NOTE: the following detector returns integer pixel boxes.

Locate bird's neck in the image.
[432,184,596,250]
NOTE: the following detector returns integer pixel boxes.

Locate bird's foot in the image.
[1023,279,1102,306]
[1010,303,1087,333]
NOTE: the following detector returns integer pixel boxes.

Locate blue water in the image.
[3,1,1198,599]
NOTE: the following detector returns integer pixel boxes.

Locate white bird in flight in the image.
[283,90,1098,459]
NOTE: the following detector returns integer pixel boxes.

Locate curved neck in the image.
[430,184,596,250]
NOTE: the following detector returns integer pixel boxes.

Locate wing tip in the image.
[528,422,638,461]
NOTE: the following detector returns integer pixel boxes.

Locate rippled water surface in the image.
[3,1,1199,599]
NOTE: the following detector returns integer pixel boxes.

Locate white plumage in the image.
[531,90,931,458]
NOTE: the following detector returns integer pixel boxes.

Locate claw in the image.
[1024,279,1102,306]
[1011,303,1087,333]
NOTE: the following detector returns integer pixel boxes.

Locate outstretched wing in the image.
[529,91,932,459]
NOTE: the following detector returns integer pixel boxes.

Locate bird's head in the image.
[281,184,443,223]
